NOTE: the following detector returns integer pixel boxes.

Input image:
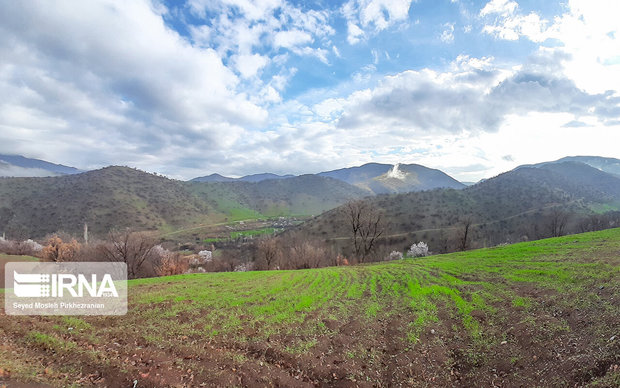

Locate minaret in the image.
[83,223,89,244]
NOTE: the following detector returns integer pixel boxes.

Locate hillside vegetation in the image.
[0,167,212,239]
[0,167,367,239]
[187,175,368,217]
[300,162,620,255]
[1,228,618,387]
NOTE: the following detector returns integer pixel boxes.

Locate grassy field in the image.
[1,229,619,387]
[230,227,277,239]
[203,227,278,243]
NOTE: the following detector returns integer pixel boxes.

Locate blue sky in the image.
[0,0,619,181]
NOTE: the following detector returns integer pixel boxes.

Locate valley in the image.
[2,2,619,386]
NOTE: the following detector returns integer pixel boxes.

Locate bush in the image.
[407,241,429,258]
[42,236,80,262]
[154,247,189,276]
[387,251,403,261]
[0,238,43,256]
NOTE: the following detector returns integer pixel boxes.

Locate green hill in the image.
[188,174,369,218]
[0,166,212,238]
[1,228,618,386]
[0,166,366,239]
[297,162,620,254]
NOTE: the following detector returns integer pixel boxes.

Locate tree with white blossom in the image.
[407,241,429,258]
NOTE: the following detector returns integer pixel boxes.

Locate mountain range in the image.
[0,166,367,239]
[1,154,619,244]
[193,162,464,194]
[1,155,463,194]
[295,159,620,255]
[193,163,464,194]
[191,173,295,183]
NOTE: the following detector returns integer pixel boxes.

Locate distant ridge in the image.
[319,162,465,194]
[191,162,465,194]
[191,173,236,182]
[191,172,295,183]
[518,155,620,177]
[238,173,295,182]
[551,156,620,177]
[0,154,82,177]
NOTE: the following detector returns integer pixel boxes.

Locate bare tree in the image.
[343,200,384,263]
[289,239,326,269]
[255,238,281,270]
[102,229,158,279]
[548,208,569,237]
[437,229,450,254]
[457,217,473,251]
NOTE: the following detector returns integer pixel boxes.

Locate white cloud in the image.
[337,49,619,136]
[332,45,341,57]
[480,0,548,42]
[482,12,547,42]
[451,54,495,72]
[233,53,269,79]
[343,0,414,44]
[440,23,455,43]
[480,0,620,95]
[371,49,380,64]
[544,0,620,94]
[0,0,265,172]
[188,25,213,48]
[313,98,346,121]
[187,0,335,71]
[188,0,282,21]
[274,30,313,49]
[347,22,365,45]
[480,0,518,17]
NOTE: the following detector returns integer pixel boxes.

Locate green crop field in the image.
[1,229,619,387]
[230,227,276,239]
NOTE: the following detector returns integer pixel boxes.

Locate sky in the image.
[0,0,619,181]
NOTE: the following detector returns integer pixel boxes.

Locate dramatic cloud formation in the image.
[337,50,618,135]
[0,0,618,180]
[0,1,266,170]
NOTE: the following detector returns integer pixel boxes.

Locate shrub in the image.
[387,251,403,261]
[42,236,80,262]
[0,238,43,256]
[154,249,188,276]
